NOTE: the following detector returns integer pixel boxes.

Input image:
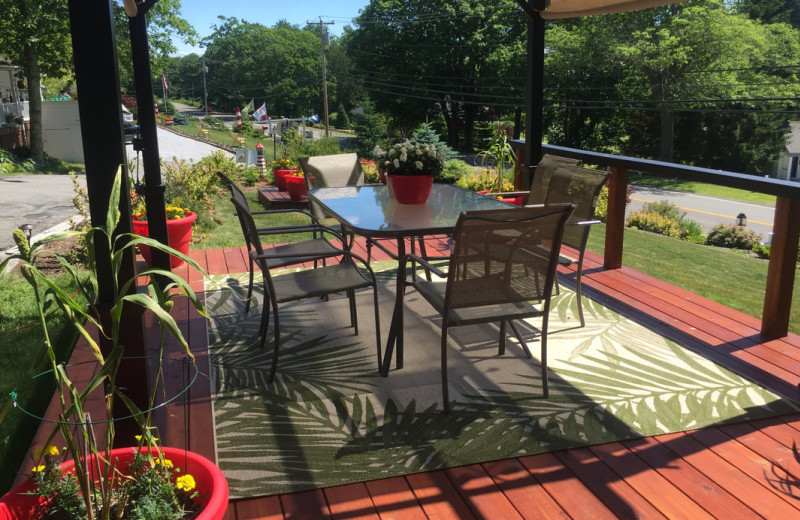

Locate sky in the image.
[171,0,370,56]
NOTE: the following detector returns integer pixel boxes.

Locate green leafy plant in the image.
[706,224,762,250]
[475,129,516,192]
[0,166,208,520]
[360,159,381,184]
[439,159,474,185]
[625,211,682,238]
[455,169,513,192]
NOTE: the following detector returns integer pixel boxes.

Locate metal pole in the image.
[321,20,330,139]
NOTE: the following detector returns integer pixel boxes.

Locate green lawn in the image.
[586,223,799,335]
[0,272,85,495]
[171,123,282,162]
[628,171,777,206]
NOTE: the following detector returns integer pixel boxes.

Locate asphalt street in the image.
[1,128,230,253]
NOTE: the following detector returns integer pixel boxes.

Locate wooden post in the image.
[761,196,800,338]
[604,166,628,269]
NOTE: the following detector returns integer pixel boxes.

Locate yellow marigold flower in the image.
[156,458,173,468]
[32,465,45,473]
[176,474,195,492]
[34,445,60,458]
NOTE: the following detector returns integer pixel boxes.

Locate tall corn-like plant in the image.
[476,130,516,193]
[0,166,208,520]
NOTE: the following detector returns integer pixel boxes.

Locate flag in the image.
[254,103,267,122]
[162,74,168,90]
[242,99,254,115]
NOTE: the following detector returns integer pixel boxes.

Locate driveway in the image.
[1,129,231,254]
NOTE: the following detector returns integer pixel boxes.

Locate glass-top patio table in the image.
[308,184,515,375]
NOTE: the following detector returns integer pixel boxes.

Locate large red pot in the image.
[0,447,229,520]
[284,175,307,201]
[273,169,297,191]
[389,174,433,204]
[132,211,196,268]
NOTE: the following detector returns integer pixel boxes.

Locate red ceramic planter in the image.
[273,169,297,191]
[389,174,433,204]
[284,175,307,201]
[132,211,196,268]
[0,447,228,520]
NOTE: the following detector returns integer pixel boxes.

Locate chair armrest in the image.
[254,224,338,236]
[567,220,601,227]
[398,253,447,279]
[250,208,321,223]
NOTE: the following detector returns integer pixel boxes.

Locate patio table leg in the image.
[380,238,407,376]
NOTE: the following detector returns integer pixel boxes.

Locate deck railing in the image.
[511,140,800,339]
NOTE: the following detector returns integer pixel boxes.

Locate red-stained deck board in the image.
[654,430,800,518]
[405,470,477,520]
[553,447,668,519]
[623,435,758,519]
[323,483,381,520]
[481,458,569,520]
[589,442,715,519]
[444,464,523,519]
[520,452,617,520]
[222,246,248,274]
[279,489,333,519]
[205,248,229,276]
[233,496,284,520]
[363,477,428,520]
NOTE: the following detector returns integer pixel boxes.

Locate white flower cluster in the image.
[374,140,447,176]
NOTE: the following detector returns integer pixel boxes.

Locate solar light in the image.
[19,223,33,247]
[736,213,747,227]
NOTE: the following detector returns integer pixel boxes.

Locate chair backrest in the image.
[444,204,574,312]
[228,190,268,259]
[528,154,581,205]
[300,153,363,219]
[541,164,610,250]
[217,171,255,250]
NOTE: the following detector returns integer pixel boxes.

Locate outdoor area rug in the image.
[205,263,799,499]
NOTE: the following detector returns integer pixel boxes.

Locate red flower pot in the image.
[389,174,433,204]
[273,169,297,191]
[477,191,524,207]
[285,175,307,201]
[132,211,196,268]
[0,447,229,520]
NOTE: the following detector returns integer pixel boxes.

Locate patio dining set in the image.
[217,153,610,413]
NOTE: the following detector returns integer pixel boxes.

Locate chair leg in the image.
[441,324,450,414]
[574,261,585,327]
[508,320,533,359]
[372,284,382,370]
[268,307,281,384]
[366,239,373,263]
[417,237,432,281]
[498,321,507,355]
[541,314,549,398]
[245,258,255,315]
[348,289,359,335]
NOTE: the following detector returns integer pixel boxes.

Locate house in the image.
[775,120,800,182]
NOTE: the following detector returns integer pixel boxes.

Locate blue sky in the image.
[172,0,369,56]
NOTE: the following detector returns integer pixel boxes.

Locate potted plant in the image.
[271,155,298,192]
[4,114,23,127]
[284,171,307,201]
[0,167,228,519]
[130,192,196,268]
[374,140,447,204]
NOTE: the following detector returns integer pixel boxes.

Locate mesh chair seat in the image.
[265,238,342,269]
[265,260,375,302]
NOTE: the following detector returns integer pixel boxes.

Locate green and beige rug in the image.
[205,264,798,499]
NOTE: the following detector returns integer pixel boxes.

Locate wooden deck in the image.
[20,237,800,519]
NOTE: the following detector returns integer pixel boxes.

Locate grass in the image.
[172,122,282,160]
[586,223,799,336]
[0,149,84,176]
[0,272,86,494]
[628,171,777,206]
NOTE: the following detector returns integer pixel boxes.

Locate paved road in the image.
[626,185,775,243]
[1,129,231,254]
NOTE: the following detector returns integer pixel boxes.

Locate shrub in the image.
[752,244,771,259]
[203,116,226,131]
[335,103,350,129]
[706,224,762,250]
[360,158,381,184]
[239,166,261,186]
[625,211,682,238]
[440,159,475,184]
[595,186,609,221]
[172,112,189,125]
[455,169,513,192]
[646,200,684,221]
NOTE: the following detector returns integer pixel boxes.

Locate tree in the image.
[735,0,800,28]
[346,0,526,150]
[114,0,197,93]
[544,0,800,173]
[200,18,321,116]
[0,0,72,164]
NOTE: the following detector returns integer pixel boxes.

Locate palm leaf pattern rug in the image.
[205,264,799,499]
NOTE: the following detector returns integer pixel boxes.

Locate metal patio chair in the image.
[229,194,382,383]
[390,204,574,413]
[217,172,344,315]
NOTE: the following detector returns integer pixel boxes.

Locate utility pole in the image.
[308,17,334,138]
[202,58,208,114]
